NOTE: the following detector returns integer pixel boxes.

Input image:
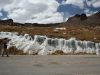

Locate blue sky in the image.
[0,0,100,24]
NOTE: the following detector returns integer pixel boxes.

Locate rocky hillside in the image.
[61,11,100,30]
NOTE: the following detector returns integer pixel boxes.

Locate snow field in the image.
[0,31,100,55]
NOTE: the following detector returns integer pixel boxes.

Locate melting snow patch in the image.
[0,31,100,55]
[54,27,66,31]
[63,33,66,34]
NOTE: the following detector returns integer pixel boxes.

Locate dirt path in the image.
[0,55,100,75]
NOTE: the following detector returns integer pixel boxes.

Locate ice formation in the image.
[0,31,100,55]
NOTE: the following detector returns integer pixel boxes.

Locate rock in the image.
[96,11,100,17]
[0,19,13,25]
[80,13,87,21]
[75,14,81,18]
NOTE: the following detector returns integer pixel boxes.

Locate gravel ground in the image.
[0,55,100,75]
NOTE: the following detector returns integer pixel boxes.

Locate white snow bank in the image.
[0,31,100,55]
[54,27,66,31]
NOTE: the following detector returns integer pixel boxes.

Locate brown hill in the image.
[61,11,100,29]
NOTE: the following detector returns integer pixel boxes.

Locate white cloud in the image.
[61,0,85,9]
[0,0,13,10]
[29,0,48,4]
[84,8,90,13]
[86,0,92,7]
[86,0,100,8]
[0,12,3,16]
[27,12,64,24]
[1,0,63,23]
[2,18,8,20]
[63,12,70,22]
[92,1,100,8]
[61,0,100,9]
[84,8,97,16]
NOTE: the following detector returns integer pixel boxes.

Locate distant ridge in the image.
[61,11,100,28]
[0,19,62,27]
[0,11,100,28]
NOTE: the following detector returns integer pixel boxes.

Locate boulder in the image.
[80,13,87,21]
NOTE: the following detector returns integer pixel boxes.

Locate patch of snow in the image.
[0,31,100,55]
[54,27,66,31]
[63,33,66,34]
